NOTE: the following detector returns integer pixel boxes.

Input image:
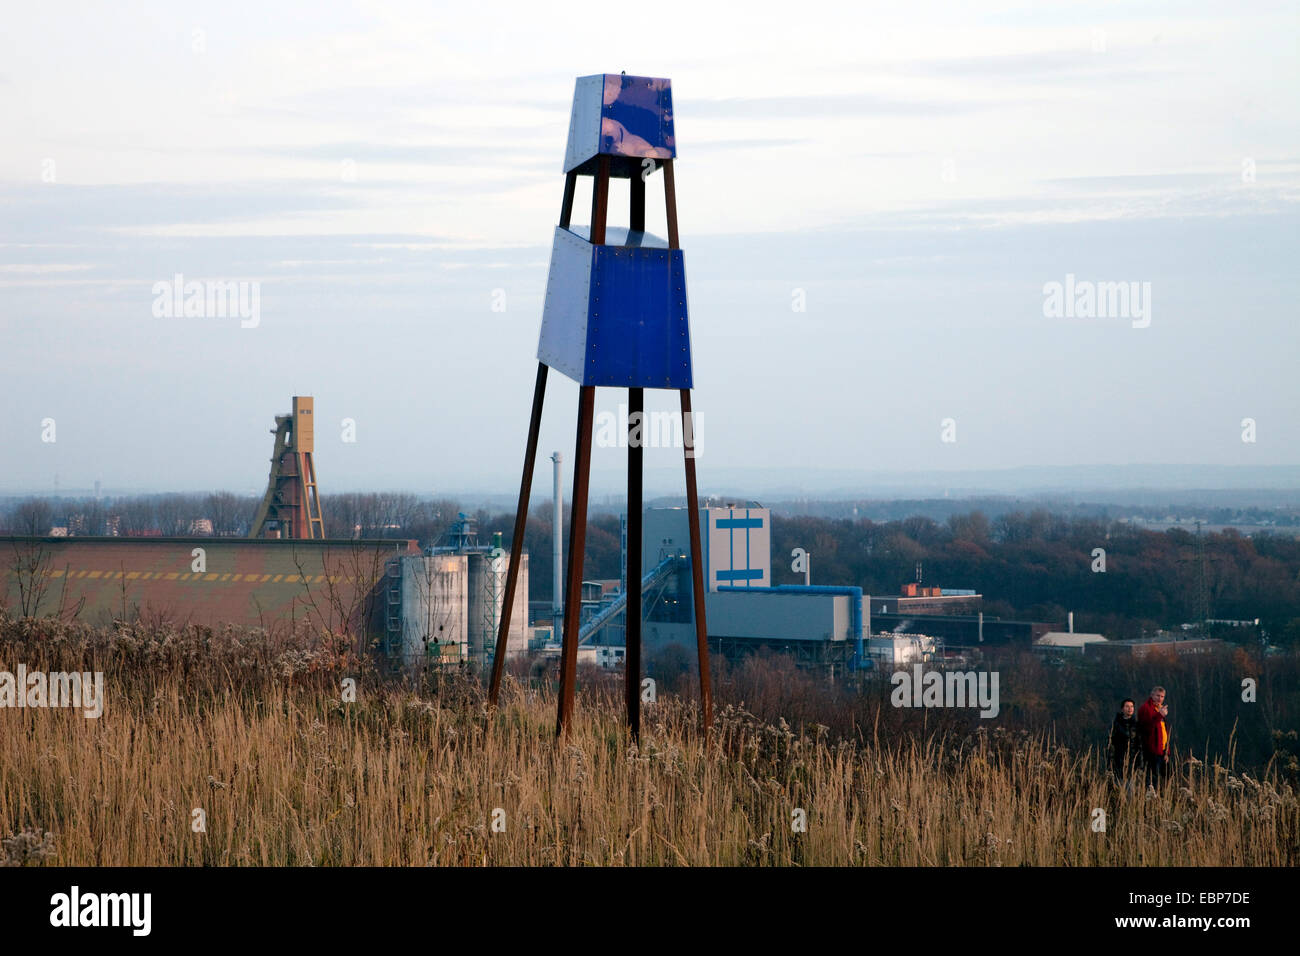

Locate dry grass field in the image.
[1,618,1297,866]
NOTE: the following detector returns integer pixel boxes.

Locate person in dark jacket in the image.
[1136,686,1171,788]
[1109,698,1139,782]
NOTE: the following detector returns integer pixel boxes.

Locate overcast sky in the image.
[1,0,1297,499]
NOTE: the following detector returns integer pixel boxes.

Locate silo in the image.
[401,553,467,667]
[468,548,530,670]
[466,550,500,669]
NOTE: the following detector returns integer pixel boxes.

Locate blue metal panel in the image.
[543,73,693,389]
[583,246,692,388]
[716,569,765,582]
[563,74,676,176]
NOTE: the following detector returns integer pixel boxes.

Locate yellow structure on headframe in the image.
[249,396,325,539]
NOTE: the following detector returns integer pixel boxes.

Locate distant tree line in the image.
[1,493,258,537]
[765,511,1300,644]
[0,492,461,543]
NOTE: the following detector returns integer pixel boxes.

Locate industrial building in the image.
[0,397,533,673]
[384,516,530,670]
[866,584,1058,650]
[570,503,868,671]
[1033,631,1109,654]
[2,390,1091,680]
[867,633,937,667]
[1088,634,1226,658]
[871,585,982,616]
[870,612,1052,648]
[0,535,416,647]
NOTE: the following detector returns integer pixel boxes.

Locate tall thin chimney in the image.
[1068,611,1074,634]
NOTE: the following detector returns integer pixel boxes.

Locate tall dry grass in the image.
[1,618,1296,866]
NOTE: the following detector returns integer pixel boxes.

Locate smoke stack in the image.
[1068,611,1074,634]
[552,451,563,640]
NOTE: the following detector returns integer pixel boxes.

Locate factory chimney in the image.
[1068,611,1074,634]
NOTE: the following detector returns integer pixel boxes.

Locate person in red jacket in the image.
[1136,686,1171,788]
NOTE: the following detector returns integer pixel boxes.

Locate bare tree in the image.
[328,493,363,539]
[4,539,83,620]
[155,493,195,535]
[291,541,395,654]
[206,491,251,536]
[77,497,108,536]
[115,496,156,536]
[407,498,460,549]
[13,498,54,536]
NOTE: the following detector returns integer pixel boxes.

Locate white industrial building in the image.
[620,504,867,670]
[386,518,530,670]
[867,633,936,667]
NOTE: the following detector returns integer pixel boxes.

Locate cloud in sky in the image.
[0,0,1297,495]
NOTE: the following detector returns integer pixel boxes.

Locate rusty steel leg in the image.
[559,170,577,229]
[679,388,712,736]
[556,385,596,738]
[488,362,548,706]
[626,387,644,741]
[662,159,679,249]
[590,155,610,245]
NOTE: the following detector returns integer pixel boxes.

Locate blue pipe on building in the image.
[717,584,865,667]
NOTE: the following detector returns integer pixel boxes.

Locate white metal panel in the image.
[536,227,594,383]
[562,74,604,173]
[705,506,771,591]
[833,600,850,643]
[704,591,843,642]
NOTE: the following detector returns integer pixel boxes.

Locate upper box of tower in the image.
[563,74,675,178]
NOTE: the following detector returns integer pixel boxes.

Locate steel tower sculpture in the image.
[487,74,712,739]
